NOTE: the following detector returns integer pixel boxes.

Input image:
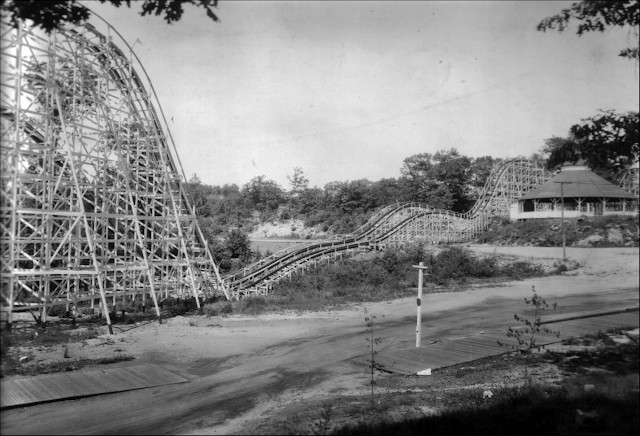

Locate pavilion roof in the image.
[520,165,637,200]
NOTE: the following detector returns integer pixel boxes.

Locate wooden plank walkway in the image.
[0,364,188,409]
[375,310,639,375]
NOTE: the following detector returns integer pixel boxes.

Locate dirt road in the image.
[1,246,638,434]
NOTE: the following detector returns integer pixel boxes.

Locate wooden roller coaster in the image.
[223,158,551,298]
[1,13,227,330]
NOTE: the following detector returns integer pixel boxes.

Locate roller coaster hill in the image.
[1,12,637,330]
[225,159,554,295]
[229,159,639,298]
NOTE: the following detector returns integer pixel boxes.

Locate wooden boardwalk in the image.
[0,364,188,409]
[375,309,639,375]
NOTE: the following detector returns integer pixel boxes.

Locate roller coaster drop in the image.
[1,14,227,329]
[5,13,611,325]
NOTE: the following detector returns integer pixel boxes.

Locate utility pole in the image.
[412,262,430,347]
[554,181,573,261]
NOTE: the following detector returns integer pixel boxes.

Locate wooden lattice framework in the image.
[1,15,228,330]
[619,166,639,198]
[383,158,550,245]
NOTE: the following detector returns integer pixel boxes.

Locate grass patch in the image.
[2,352,135,377]
[3,324,101,348]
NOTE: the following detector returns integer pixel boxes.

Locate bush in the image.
[500,261,544,278]
[427,246,501,284]
[237,296,268,314]
[255,244,549,313]
[202,301,234,317]
[47,305,68,318]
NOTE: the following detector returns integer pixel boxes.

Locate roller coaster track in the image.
[1,10,227,326]
[224,159,551,297]
[618,166,639,198]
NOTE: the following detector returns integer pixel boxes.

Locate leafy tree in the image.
[287,167,309,198]
[370,177,406,206]
[186,173,216,217]
[469,156,503,190]
[224,228,251,261]
[242,175,286,217]
[286,167,310,218]
[296,186,324,216]
[323,179,377,215]
[537,0,639,61]
[570,110,639,178]
[400,148,472,212]
[401,153,447,207]
[542,136,581,169]
[415,182,455,211]
[433,149,472,211]
[543,110,639,182]
[0,0,220,33]
[466,156,504,208]
[197,215,223,240]
[527,152,548,168]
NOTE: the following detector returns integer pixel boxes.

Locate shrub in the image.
[429,246,498,284]
[500,261,544,278]
[48,305,68,318]
[262,244,547,312]
[202,301,234,317]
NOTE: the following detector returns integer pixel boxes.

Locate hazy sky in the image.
[84,1,639,189]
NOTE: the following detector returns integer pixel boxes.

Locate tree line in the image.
[187,149,507,271]
[188,109,638,272]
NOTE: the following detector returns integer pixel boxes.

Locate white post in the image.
[560,182,566,261]
[554,180,572,262]
[413,262,429,348]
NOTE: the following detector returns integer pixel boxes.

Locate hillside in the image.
[249,219,330,239]
[249,215,639,248]
[480,215,639,247]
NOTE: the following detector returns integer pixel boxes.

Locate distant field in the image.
[250,238,327,255]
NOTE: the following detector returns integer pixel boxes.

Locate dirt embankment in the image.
[481,215,639,248]
[249,219,328,239]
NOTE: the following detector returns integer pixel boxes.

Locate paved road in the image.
[1,247,638,435]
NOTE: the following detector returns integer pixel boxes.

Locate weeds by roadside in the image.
[498,286,560,354]
[364,308,384,411]
[2,351,134,377]
[1,324,101,353]
[308,401,334,435]
[498,285,560,385]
